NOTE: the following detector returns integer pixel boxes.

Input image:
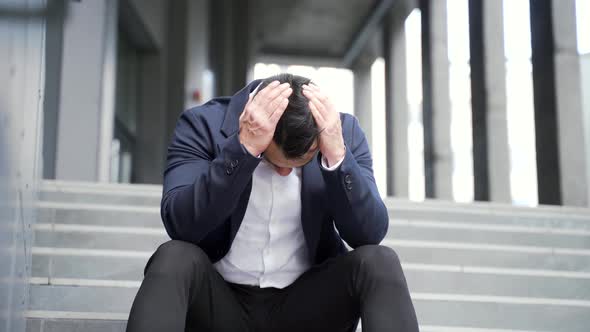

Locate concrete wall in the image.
[581,53,590,205]
[0,0,46,331]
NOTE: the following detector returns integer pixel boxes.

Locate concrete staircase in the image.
[26,180,590,332]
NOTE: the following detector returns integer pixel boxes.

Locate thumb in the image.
[240,94,254,121]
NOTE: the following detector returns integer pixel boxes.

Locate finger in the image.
[255,81,290,107]
[246,92,254,107]
[251,80,279,107]
[269,97,289,124]
[267,87,292,115]
[307,83,320,91]
[306,84,329,104]
[308,99,325,124]
[302,88,327,116]
[304,83,320,94]
[240,94,254,121]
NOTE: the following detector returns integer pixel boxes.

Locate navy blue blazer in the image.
[160,79,389,265]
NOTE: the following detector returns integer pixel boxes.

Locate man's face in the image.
[263,140,319,176]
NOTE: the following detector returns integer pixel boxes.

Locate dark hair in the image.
[257,73,319,160]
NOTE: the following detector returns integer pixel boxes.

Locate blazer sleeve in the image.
[319,115,389,248]
[160,108,261,244]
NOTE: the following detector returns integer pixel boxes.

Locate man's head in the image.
[256,74,320,175]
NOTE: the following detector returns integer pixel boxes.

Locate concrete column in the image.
[131,0,170,184]
[209,0,251,97]
[135,51,168,184]
[55,0,118,182]
[530,0,561,205]
[384,8,411,198]
[468,0,511,203]
[582,55,590,206]
[551,0,588,206]
[184,0,211,110]
[354,63,373,150]
[42,0,65,180]
[165,0,188,144]
[530,0,588,206]
[420,0,453,199]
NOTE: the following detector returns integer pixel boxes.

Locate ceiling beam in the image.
[256,48,345,68]
[342,0,396,68]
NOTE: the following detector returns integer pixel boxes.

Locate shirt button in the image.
[344,174,352,184]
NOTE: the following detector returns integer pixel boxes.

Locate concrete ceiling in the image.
[252,0,382,66]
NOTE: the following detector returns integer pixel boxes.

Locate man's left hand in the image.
[303,84,346,167]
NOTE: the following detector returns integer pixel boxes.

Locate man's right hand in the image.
[239,81,292,156]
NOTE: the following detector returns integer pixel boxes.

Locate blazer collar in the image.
[220,79,264,137]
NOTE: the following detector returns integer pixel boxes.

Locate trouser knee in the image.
[144,240,211,279]
[349,245,405,284]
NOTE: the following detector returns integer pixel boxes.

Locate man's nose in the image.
[275,167,293,176]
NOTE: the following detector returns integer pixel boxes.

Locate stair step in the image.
[26,317,126,332]
[37,202,161,228]
[413,296,590,332]
[390,209,590,229]
[34,226,167,251]
[32,253,147,280]
[388,221,590,248]
[392,241,590,271]
[29,284,137,313]
[40,190,161,206]
[28,266,590,302]
[25,317,558,332]
[385,198,590,221]
[31,238,590,282]
[26,287,590,332]
[40,180,161,206]
[31,221,590,254]
[404,268,590,299]
[37,200,590,234]
[41,180,161,194]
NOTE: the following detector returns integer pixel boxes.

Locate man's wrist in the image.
[239,132,263,157]
[324,147,346,167]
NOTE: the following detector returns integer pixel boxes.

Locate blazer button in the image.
[226,167,233,175]
[230,159,239,168]
[344,174,352,184]
[346,183,353,191]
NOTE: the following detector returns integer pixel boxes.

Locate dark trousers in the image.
[126,240,419,332]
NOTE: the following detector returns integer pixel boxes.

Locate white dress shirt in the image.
[214,155,344,289]
[214,159,310,288]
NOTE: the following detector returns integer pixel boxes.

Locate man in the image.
[126,74,419,332]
